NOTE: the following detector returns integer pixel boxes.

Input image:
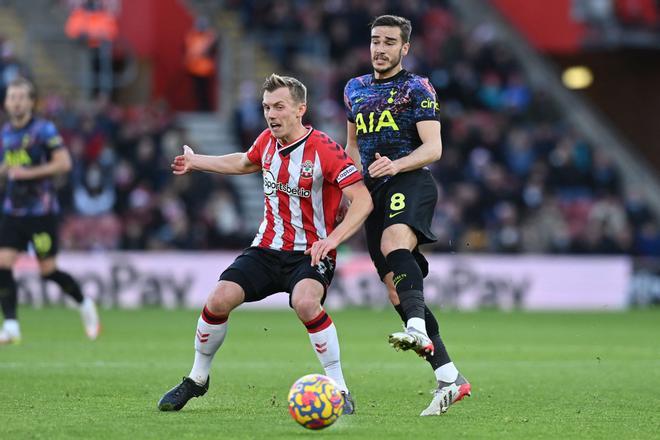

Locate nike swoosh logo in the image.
[389,211,404,218]
[355,98,364,103]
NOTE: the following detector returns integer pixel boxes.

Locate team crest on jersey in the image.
[300,160,314,179]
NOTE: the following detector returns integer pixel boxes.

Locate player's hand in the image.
[305,237,339,267]
[8,166,34,180]
[368,153,400,178]
[171,145,195,175]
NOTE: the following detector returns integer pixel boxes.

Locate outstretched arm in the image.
[368,120,442,178]
[9,148,72,180]
[305,180,373,265]
[171,145,260,175]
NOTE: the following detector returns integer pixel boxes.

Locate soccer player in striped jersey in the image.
[158,74,372,413]
[344,15,471,415]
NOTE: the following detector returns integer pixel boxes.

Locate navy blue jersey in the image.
[344,69,440,191]
[0,118,64,216]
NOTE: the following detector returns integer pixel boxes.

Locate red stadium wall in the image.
[491,0,586,53]
[117,0,196,110]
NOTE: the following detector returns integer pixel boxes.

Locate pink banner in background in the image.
[13,252,631,310]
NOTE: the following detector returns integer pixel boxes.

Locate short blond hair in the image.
[262,73,307,104]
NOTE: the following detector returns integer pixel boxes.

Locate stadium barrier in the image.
[628,258,660,307]
[12,252,649,310]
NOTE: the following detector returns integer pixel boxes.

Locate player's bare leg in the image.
[158,281,243,411]
[292,279,354,414]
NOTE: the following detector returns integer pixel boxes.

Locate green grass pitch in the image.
[1,308,659,439]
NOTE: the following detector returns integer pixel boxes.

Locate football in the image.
[287,374,344,430]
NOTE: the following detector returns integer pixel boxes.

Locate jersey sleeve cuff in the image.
[415,117,441,123]
[338,173,362,189]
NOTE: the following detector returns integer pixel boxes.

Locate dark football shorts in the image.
[0,214,59,259]
[219,246,335,306]
[365,168,438,280]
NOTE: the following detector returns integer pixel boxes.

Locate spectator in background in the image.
[203,182,245,249]
[73,160,115,216]
[233,80,263,148]
[184,17,217,112]
[0,39,30,103]
[65,0,118,47]
[64,0,118,96]
[635,221,660,256]
[615,0,659,27]
[521,195,572,253]
[591,150,621,195]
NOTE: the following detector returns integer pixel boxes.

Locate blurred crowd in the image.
[0,88,249,250]
[48,95,251,251]
[575,0,660,30]
[574,0,660,48]
[1,0,659,255]
[229,0,660,256]
[0,36,30,103]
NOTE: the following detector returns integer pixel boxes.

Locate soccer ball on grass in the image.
[287,374,344,430]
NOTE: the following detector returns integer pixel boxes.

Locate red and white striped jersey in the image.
[246,127,362,251]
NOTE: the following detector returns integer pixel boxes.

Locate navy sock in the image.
[43,270,84,304]
[393,304,406,322]
[386,249,425,321]
[424,307,452,368]
[0,269,18,320]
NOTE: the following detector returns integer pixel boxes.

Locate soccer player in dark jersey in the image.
[157,74,371,413]
[0,77,100,344]
[344,15,471,415]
